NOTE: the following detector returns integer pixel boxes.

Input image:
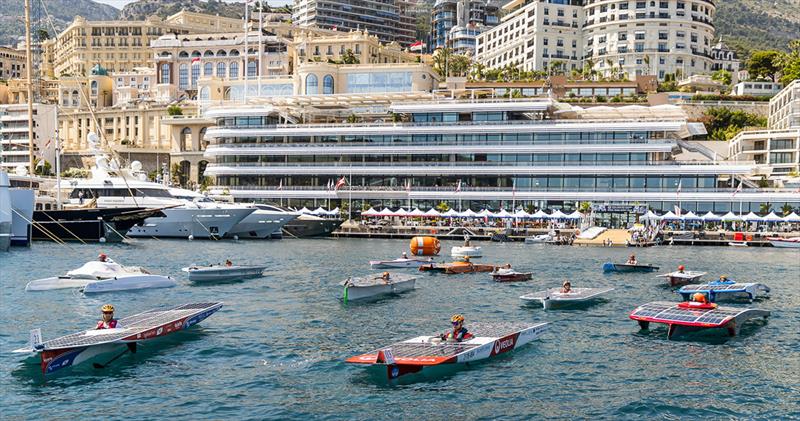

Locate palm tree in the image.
[759,203,772,214]
[781,203,793,215]
[643,54,651,75]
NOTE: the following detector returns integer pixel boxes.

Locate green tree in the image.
[759,202,772,213]
[700,107,767,141]
[747,50,782,82]
[435,201,450,213]
[342,49,359,64]
[781,203,794,215]
[33,158,51,176]
[448,54,472,77]
[777,39,800,85]
[711,69,732,86]
[167,105,183,116]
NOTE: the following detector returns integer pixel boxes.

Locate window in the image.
[178,63,188,89]
[770,152,794,164]
[229,62,239,79]
[161,63,170,84]
[204,62,213,76]
[191,63,200,88]
[90,80,98,96]
[247,61,256,78]
[305,74,318,94]
[322,74,334,95]
[217,62,226,77]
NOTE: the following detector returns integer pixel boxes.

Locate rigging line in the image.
[11,208,68,246]
[40,210,88,244]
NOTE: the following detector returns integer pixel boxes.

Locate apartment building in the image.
[0,47,26,80]
[431,0,500,55]
[291,29,419,69]
[0,103,57,173]
[292,0,417,47]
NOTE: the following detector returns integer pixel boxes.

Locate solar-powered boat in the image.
[491,268,532,282]
[450,245,482,258]
[419,260,505,274]
[26,260,175,293]
[369,258,434,269]
[341,273,417,301]
[629,301,770,339]
[677,281,770,303]
[346,322,548,380]
[602,262,660,273]
[657,270,706,287]
[13,302,223,375]
[182,264,267,282]
[520,287,615,309]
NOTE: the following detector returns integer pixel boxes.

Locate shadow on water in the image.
[9,328,211,387]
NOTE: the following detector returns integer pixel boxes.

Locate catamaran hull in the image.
[183,266,267,282]
[26,276,95,291]
[343,278,416,301]
[127,208,253,239]
[81,275,176,293]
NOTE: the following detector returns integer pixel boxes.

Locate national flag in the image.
[277,180,282,190]
[191,57,200,64]
[455,180,461,193]
[334,176,347,190]
[676,180,682,195]
[674,205,682,217]
[405,179,411,193]
[732,180,742,197]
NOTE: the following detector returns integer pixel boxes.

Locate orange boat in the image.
[409,236,440,256]
[419,260,507,274]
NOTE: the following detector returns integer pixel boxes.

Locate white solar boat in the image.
[657,271,706,287]
[13,302,222,375]
[520,287,615,309]
[369,258,434,269]
[26,260,175,292]
[677,281,770,303]
[341,273,417,301]
[630,301,770,338]
[450,246,482,258]
[182,264,267,282]
[346,322,548,380]
[524,234,552,244]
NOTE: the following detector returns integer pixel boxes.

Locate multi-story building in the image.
[476,0,585,72]
[731,80,782,98]
[729,80,800,180]
[710,37,740,75]
[200,96,799,219]
[291,0,417,47]
[162,10,244,33]
[476,0,716,80]
[431,0,500,55]
[0,46,26,79]
[291,29,419,69]
[0,103,57,173]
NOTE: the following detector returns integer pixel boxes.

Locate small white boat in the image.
[768,237,800,248]
[182,264,267,282]
[451,246,482,257]
[524,234,552,244]
[26,260,172,292]
[520,287,615,309]
[341,273,416,301]
[369,258,434,269]
[657,271,707,287]
[728,241,748,247]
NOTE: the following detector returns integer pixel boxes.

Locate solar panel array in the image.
[41,302,221,350]
[347,274,417,287]
[378,322,533,359]
[681,283,748,292]
[522,288,612,301]
[631,301,743,326]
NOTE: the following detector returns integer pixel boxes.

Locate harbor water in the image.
[1,239,798,420]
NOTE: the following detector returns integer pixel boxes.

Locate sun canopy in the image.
[361,207,378,216]
[423,208,441,217]
[565,211,583,220]
[394,208,409,217]
[720,211,742,222]
[326,207,340,216]
[492,209,513,218]
[476,209,493,217]
[701,211,721,221]
[459,209,478,218]
[762,212,783,222]
[660,211,681,221]
[408,208,425,217]
[783,212,800,222]
[513,209,531,219]
[376,207,394,217]
[742,212,762,222]
[530,210,549,219]
[640,210,661,221]
[548,210,567,219]
[311,207,327,215]
[298,207,313,214]
[682,211,701,221]
[441,209,459,217]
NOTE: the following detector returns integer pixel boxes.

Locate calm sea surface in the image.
[1,238,798,420]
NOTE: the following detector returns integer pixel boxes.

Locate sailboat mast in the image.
[23,0,34,187]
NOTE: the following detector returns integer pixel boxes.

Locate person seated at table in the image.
[626,254,638,265]
[560,280,573,293]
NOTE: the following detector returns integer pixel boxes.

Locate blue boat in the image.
[678,281,770,303]
[602,262,659,273]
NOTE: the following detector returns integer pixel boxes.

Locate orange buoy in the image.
[410,236,440,256]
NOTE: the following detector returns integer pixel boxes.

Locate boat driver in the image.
[225,259,233,267]
[98,253,109,263]
[677,265,686,273]
[401,252,408,259]
[691,293,708,303]
[561,280,572,293]
[718,275,730,282]
[627,254,638,265]
[96,304,120,329]
[381,272,391,283]
[440,314,470,342]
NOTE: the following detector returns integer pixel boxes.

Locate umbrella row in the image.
[298,207,340,216]
[641,210,800,223]
[360,207,585,220]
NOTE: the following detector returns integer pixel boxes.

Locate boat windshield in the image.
[69,188,173,199]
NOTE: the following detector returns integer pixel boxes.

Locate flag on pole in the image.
[335,176,347,190]
[405,179,411,193]
[732,180,742,197]
[674,205,682,217]
[455,180,461,193]
[676,180,682,196]
[277,180,282,190]
[44,138,51,149]
[191,57,200,64]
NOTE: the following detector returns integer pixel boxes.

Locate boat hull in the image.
[183,265,267,282]
[492,272,532,282]
[127,208,252,239]
[282,217,343,237]
[451,246,482,257]
[31,207,164,243]
[769,239,800,248]
[369,259,432,269]
[81,275,176,293]
[343,278,416,301]
[602,263,659,273]
[225,210,296,239]
[26,276,95,291]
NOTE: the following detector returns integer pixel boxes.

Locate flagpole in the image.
[243,2,249,103]
[257,0,263,96]
[348,167,353,221]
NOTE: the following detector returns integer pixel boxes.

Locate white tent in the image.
[783,212,800,223]
[376,207,394,217]
[361,207,378,216]
[476,209,493,217]
[565,211,583,220]
[762,212,783,222]
[441,209,459,218]
[549,210,567,219]
[701,211,721,221]
[298,207,313,214]
[720,211,742,222]
[531,210,549,219]
[742,212,762,222]
[408,208,425,217]
[660,211,681,221]
[493,209,513,218]
[394,208,409,217]
[311,207,327,215]
[459,209,478,218]
[513,209,531,219]
[640,210,661,221]
[682,211,701,221]
[423,208,441,217]
[327,207,340,216]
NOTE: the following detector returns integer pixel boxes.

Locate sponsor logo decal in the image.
[390,366,400,378]
[491,334,517,356]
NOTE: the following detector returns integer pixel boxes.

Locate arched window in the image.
[191,63,200,88]
[160,63,170,84]
[179,63,188,89]
[204,62,213,76]
[229,62,239,79]
[217,50,228,57]
[323,74,334,95]
[191,51,201,57]
[71,90,79,107]
[90,80,98,96]
[229,49,240,56]
[178,51,189,58]
[217,62,226,77]
[203,50,214,57]
[305,74,318,95]
[199,86,210,101]
[247,61,257,78]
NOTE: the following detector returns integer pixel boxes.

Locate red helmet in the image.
[98,253,108,260]
[678,265,685,271]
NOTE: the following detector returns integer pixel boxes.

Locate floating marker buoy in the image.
[233,235,239,241]
[188,235,194,241]
[99,237,106,243]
